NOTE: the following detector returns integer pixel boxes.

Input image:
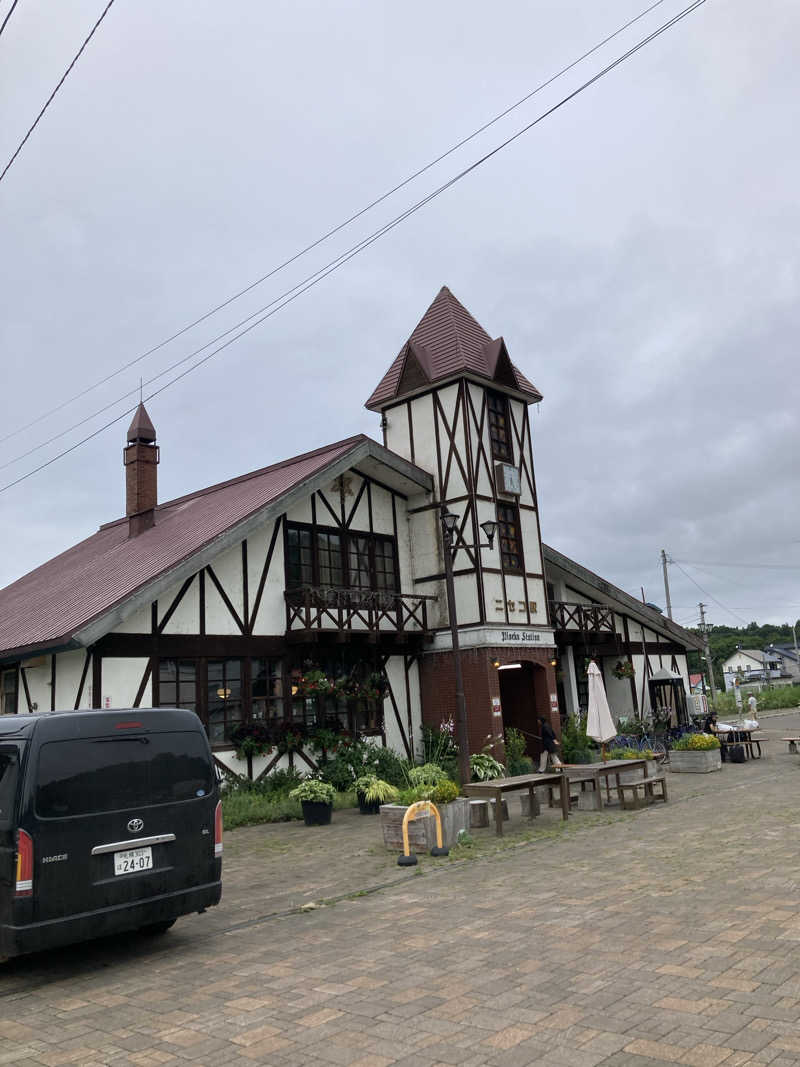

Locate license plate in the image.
[114,846,153,876]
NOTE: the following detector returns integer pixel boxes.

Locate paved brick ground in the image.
[3,711,800,1066]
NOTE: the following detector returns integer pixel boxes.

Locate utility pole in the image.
[698,602,717,703]
[661,549,673,620]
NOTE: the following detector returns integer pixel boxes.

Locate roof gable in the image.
[366,286,542,409]
[0,436,433,661]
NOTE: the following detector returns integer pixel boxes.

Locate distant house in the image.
[722,647,789,690]
[688,673,706,694]
[764,645,800,685]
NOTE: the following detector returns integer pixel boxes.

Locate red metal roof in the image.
[0,435,368,659]
[366,286,543,409]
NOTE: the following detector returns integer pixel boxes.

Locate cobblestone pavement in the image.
[3,712,800,1066]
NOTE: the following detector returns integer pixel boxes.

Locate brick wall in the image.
[419,645,559,759]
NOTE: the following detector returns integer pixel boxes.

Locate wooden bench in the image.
[782,737,800,753]
[617,774,668,810]
[720,734,766,760]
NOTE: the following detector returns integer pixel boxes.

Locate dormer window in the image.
[487,391,512,462]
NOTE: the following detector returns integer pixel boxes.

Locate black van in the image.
[0,708,222,960]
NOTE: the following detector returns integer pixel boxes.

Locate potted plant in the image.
[669,732,721,773]
[469,753,506,781]
[353,775,399,815]
[612,660,635,680]
[379,774,469,851]
[289,778,336,825]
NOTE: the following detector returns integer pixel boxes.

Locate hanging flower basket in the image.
[612,660,635,680]
[230,721,274,761]
[294,669,335,698]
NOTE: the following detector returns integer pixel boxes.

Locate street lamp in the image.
[439,505,497,785]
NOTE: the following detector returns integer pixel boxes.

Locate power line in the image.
[0,0,711,495]
[669,559,751,627]
[0,0,675,448]
[673,558,800,572]
[0,0,21,39]
[0,0,116,185]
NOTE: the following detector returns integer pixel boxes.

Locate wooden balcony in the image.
[550,601,616,635]
[285,586,435,644]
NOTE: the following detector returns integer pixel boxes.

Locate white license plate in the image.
[114,846,153,876]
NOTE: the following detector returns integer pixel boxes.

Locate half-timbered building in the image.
[0,287,702,773]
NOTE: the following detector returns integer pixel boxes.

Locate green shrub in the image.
[469,753,506,781]
[221,788,355,829]
[289,779,336,804]
[353,775,399,804]
[505,727,533,776]
[399,778,459,806]
[712,685,800,714]
[560,714,595,762]
[407,762,448,787]
[369,745,407,787]
[672,732,720,751]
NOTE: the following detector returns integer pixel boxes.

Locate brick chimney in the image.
[124,403,159,537]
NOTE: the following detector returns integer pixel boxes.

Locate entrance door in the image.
[498,662,550,759]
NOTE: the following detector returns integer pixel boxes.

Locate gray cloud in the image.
[1,0,798,628]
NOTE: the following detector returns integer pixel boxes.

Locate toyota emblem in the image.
[127,818,144,833]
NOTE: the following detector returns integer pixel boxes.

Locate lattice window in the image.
[286,526,313,586]
[497,503,524,574]
[158,659,197,714]
[373,538,396,591]
[207,659,243,744]
[348,536,371,589]
[487,391,512,462]
[251,659,283,722]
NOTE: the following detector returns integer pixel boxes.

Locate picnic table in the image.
[462,772,569,836]
[714,727,765,760]
[559,758,652,808]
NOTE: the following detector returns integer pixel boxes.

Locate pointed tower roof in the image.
[127,402,157,444]
[365,286,542,410]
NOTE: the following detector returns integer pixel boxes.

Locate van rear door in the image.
[0,743,23,928]
[30,729,217,923]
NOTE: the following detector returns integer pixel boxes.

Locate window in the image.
[373,539,396,591]
[286,526,313,587]
[317,531,343,587]
[251,659,283,722]
[497,503,524,573]
[207,659,243,744]
[285,523,397,593]
[158,659,197,713]
[487,391,512,462]
[0,668,18,715]
[36,733,213,818]
[348,536,371,589]
[0,744,21,830]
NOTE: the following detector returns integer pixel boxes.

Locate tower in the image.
[366,287,559,756]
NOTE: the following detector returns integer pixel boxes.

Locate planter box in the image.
[300,800,333,825]
[669,749,722,773]
[379,798,470,851]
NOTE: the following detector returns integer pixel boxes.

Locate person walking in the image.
[538,715,563,772]
[747,693,758,718]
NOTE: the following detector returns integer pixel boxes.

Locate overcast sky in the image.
[1,0,798,630]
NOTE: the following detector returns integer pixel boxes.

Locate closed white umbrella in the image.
[586,661,617,761]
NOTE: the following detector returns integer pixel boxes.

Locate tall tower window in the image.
[497,503,524,574]
[487,391,512,462]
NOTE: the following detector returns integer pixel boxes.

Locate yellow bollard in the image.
[398,800,449,866]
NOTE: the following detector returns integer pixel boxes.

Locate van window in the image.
[36,732,214,818]
[0,744,21,830]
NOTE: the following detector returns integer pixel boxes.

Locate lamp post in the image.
[439,505,497,786]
